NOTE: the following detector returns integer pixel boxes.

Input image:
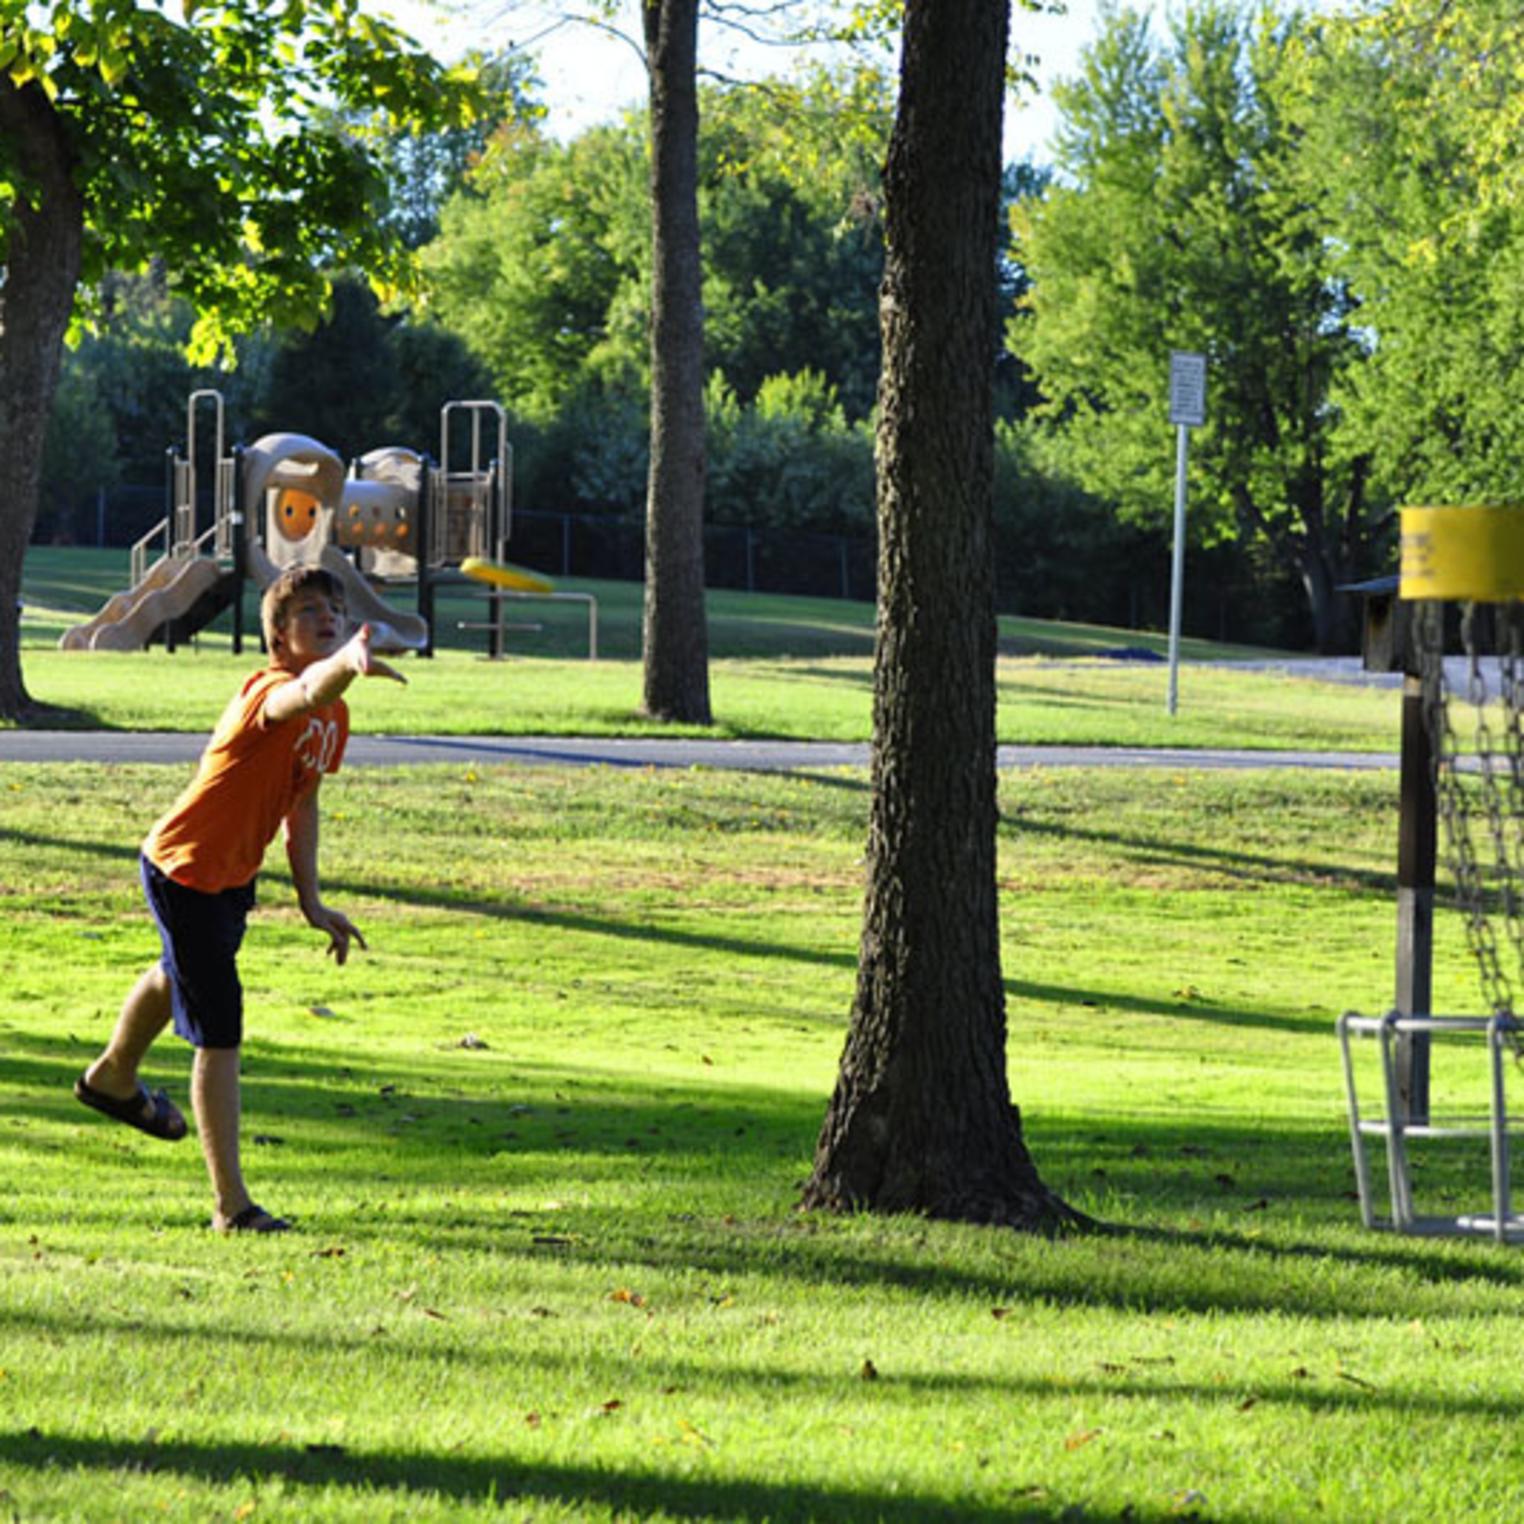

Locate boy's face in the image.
[277,588,347,670]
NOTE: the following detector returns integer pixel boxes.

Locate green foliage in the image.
[1302,2,1524,506]
[365,48,545,251]
[2,0,479,361]
[37,361,120,542]
[421,120,650,416]
[253,275,491,462]
[1013,3,1380,648]
[706,372,874,534]
[696,69,891,420]
[421,65,891,422]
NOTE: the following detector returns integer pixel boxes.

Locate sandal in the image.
[215,1204,292,1234]
[74,1074,188,1142]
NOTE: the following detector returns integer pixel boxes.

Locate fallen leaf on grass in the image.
[1064,1428,1102,1451]
[525,1412,542,1429]
[600,1399,623,1414]
[610,1288,646,1307]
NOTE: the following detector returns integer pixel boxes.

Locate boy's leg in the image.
[193,1047,290,1233]
[193,1046,253,1225]
[83,963,173,1108]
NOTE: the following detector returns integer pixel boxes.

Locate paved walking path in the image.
[0,730,1401,772]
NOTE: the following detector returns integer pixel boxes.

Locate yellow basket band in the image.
[1400,505,1524,601]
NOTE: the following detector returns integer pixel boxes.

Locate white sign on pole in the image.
[1169,350,1207,428]
[1165,351,1206,716]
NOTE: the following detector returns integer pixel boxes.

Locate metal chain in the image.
[1498,603,1524,1001]
[1466,603,1524,1021]
[1417,600,1518,1036]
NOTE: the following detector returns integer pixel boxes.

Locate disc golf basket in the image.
[1339,506,1524,1241]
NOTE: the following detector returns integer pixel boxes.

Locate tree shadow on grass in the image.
[2,700,105,731]
[11,1026,1522,1323]
[0,1430,1078,1524]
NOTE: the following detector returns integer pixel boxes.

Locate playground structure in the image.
[1340,507,1524,1242]
[57,391,582,658]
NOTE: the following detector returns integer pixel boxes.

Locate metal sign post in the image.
[1166,350,1207,716]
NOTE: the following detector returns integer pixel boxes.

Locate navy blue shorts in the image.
[140,854,256,1050]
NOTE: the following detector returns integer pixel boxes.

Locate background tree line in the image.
[37,1,1524,651]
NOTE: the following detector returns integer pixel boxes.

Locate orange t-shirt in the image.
[143,667,350,893]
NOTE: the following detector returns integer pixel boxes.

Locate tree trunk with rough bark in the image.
[640,0,712,724]
[0,80,84,720]
[802,0,1079,1232]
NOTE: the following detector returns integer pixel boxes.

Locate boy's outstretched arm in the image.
[285,790,367,966]
[264,624,406,725]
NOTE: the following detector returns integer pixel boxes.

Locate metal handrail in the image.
[130,518,171,587]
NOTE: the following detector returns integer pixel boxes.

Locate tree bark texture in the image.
[802,0,1078,1231]
[640,0,712,724]
[0,79,84,719]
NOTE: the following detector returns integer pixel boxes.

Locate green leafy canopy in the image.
[1,0,480,359]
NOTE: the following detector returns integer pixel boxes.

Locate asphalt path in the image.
[0,730,1401,772]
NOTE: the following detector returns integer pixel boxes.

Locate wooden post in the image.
[1394,670,1436,1122]
[1355,579,1436,1124]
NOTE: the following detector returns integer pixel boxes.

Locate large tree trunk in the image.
[0,80,84,720]
[640,0,711,724]
[802,0,1078,1231]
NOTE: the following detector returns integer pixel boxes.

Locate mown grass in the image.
[14,546,1401,751]
[5,760,1524,1521]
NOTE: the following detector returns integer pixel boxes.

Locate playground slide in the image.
[59,555,226,652]
[245,541,429,653]
[318,547,429,653]
[59,556,179,650]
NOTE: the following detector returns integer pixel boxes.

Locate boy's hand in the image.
[347,624,408,685]
[306,903,369,966]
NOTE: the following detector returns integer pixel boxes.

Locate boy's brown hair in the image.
[261,565,345,658]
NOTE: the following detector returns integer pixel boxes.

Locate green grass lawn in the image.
[13,546,1402,752]
[6,761,1524,1521]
